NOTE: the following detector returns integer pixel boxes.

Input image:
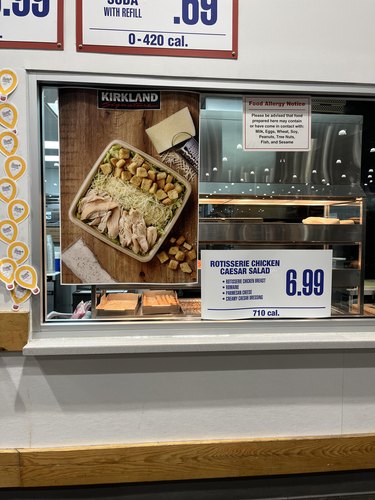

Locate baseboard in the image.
[1,434,375,488]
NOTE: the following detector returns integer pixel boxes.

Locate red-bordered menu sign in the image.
[0,0,64,50]
[77,0,238,59]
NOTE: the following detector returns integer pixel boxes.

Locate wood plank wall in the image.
[0,312,29,352]
[2,435,375,488]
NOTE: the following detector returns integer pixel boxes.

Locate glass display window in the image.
[26,78,375,354]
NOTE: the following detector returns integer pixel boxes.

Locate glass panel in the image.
[41,88,375,322]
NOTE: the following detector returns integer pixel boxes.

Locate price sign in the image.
[201,249,332,320]
[0,0,64,50]
[77,0,238,59]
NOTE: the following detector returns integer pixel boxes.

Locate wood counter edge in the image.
[1,434,375,488]
[0,312,30,352]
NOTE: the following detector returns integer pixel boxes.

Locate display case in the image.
[91,286,201,320]
[199,186,365,316]
[87,187,365,320]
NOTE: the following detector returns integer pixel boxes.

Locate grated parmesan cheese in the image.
[91,173,177,231]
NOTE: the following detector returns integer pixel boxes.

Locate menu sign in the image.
[0,0,64,50]
[201,250,332,320]
[60,88,199,285]
[243,96,311,151]
[77,0,238,59]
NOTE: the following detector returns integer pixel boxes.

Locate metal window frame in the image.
[25,70,375,355]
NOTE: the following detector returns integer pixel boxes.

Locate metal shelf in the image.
[199,222,362,244]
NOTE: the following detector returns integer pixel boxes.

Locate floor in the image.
[2,472,375,499]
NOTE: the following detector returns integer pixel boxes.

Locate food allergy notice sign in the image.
[201,250,332,320]
[77,0,238,59]
[243,96,311,151]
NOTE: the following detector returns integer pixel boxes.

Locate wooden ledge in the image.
[0,450,20,487]
[1,435,375,488]
[0,312,29,352]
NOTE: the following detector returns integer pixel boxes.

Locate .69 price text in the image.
[173,0,218,26]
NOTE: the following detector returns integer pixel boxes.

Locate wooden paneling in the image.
[15,435,375,488]
[0,312,29,352]
[0,450,20,487]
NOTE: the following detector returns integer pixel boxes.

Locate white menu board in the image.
[77,0,238,59]
[201,250,332,320]
[243,96,311,151]
[0,0,63,49]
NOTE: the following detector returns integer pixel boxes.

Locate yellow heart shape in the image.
[15,265,40,295]
[8,199,30,224]
[10,284,32,311]
[0,177,17,203]
[0,131,19,156]
[4,156,27,181]
[0,219,18,244]
[7,241,30,265]
[0,70,18,97]
[0,257,17,290]
[0,103,18,129]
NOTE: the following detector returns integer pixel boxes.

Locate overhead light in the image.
[44,140,59,149]
[370,148,375,153]
[236,144,243,150]
[213,167,218,171]
[222,157,228,162]
[338,129,347,136]
[336,159,342,164]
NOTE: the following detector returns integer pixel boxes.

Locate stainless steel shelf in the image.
[199,222,362,244]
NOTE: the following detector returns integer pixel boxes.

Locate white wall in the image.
[4,0,375,83]
[1,0,375,449]
[1,351,375,448]
[0,350,373,448]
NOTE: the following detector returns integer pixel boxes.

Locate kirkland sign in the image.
[97,90,161,110]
